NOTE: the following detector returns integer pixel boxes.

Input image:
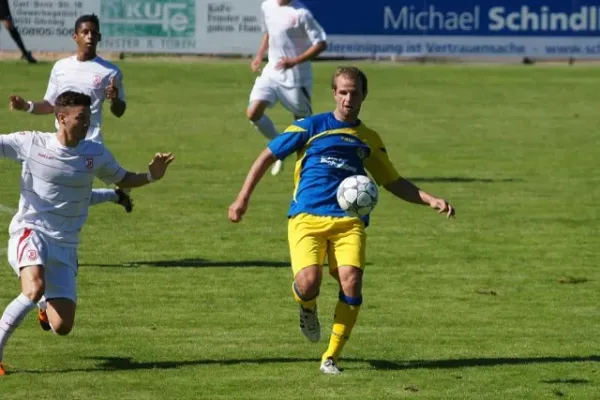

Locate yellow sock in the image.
[292,281,317,312]
[322,294,362,362]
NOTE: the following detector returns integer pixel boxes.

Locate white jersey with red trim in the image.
[43,55,126,144]
[0,131,127,247]
[260,0,327,87]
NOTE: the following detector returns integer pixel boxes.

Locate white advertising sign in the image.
[196,0,263,54]
[0,0,264,55]
[0,0,98,52]
[2,0,596,59]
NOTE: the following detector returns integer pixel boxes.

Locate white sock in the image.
[250,115,279,140]
[90,188,119,206]
[49,321,58,335]
[38,296,47,310]
[0,294,36,360]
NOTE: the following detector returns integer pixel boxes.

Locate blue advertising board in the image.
[302,0,600,58]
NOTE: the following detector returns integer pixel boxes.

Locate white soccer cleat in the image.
[299,306,320,342]
[320,357,342,375]
[271,160,283,176]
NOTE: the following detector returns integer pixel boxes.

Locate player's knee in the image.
[46,299,76,335]
[51,320,73,336]
[295,266,322,298]
[339,267,363,298]
[246,107,264,122]
[2,20,13,30]
[22,280,45,303]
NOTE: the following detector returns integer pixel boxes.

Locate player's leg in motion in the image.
[44,299,76,335]
[0,1,36,64]
[89,188,133,212]
[247,76,279,139]
[247,76,281,175]
[39,244,78,337]
[37,296,50,331]
[0,265,44,375]
[319,221,366,375]
[247,100,282,176]
[292,265,322,342]
[36,190,131,327]
[247,100,278,140]
[320,266,362,375]
[36,299,76,336]
[0,231,78,375]
[288,214,326,342]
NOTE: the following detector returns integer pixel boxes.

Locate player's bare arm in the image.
[251,33,269,73]
[116,152,175,188]
[228,147,277,223]
[384,178,456,218]
[8,95,54,114]
[275,40,327,70]
[105,76,126,117]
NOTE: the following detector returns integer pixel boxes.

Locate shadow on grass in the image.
[365,356,600,370]
[408,177,522,183]
[15,355,600,374]
[541,378,590,385]
[80,259,374,268]
[79,258,290,268]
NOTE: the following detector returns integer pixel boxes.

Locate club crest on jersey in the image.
[356,148,367,160]
[93,75,102,88]
[27,249,37,261]
[85,157,94,169]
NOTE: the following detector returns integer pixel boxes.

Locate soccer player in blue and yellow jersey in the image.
[229,66,455,374]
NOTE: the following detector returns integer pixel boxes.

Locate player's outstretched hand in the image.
[148,152,175,181]
[250,57,262,73]
[228,198,248,223]
[8,95,27,111]
[105,76,119,100]
[429,197,456,219]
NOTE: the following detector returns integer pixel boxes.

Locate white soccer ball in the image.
[336,175,379,217]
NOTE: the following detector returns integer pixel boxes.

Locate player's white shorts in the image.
[7,228,78,303]
[249,75,312,118]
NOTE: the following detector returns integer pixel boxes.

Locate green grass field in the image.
[0,60,598,399]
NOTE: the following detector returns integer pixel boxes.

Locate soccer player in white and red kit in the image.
[8,14,130,209]
[7,14,133,329]
[247,0,327,175]
[0,91,175,375]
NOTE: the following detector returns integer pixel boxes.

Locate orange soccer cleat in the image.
[38,309,51,332]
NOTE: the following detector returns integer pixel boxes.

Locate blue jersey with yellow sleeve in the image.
[267,112,400,223]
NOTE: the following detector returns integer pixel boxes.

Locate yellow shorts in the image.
[288,213,366,276]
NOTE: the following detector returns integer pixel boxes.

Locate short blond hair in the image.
[331,66,368,96]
